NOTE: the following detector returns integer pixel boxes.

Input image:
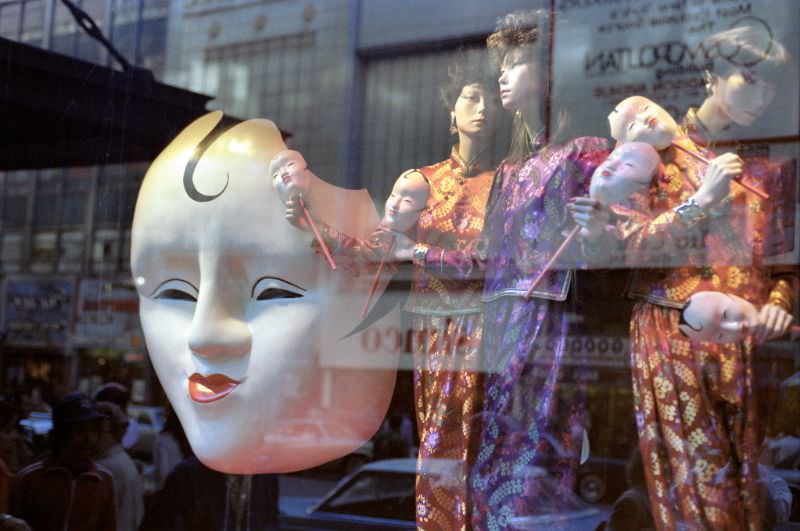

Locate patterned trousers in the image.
[631,302,763,530]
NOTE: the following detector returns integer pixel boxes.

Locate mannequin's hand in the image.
[693,152,742,209]
[285,198,308,230]
[391,232,416,261]
[373,226,416,262]
[568,197,611,241]
[753,304,794,344]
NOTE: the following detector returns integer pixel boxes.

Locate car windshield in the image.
[320,471,415,521]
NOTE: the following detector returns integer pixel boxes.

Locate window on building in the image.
[30,231,56,273]
[92,228,120,273]
[58,231,84,273]
[1,232,24,273]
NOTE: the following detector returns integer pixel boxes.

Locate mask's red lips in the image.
[188,373,241,403]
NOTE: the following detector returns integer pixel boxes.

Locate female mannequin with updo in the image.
[287,54,501,531]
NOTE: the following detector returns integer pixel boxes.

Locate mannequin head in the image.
[489,9,556,163]
[679,291,759,343]
[131,112,396,473]
[382,170,429,233]
[269,149,311,203]
[488,10,542,114]
[441,54,500,141]
[608,96,679,150]
[590,142,660,206]
[704,23,788,126]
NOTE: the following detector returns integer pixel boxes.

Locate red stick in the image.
[525,225,580,300]
[299,195,336,271]
[360,237,394,318]
[672,142,769,200]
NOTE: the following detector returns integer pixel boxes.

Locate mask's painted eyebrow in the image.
[250,276,307,298]
[150,278,199,297]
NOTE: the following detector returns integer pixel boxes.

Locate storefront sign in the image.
[552,1,800,141]
[73,278,143,350]
[2,277,75,348]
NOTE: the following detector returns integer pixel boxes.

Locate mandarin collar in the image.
[450,145,491,178]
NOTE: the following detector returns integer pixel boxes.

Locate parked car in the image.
[279,458,609,530]
[19,411,52,437]
[540,433,628,504]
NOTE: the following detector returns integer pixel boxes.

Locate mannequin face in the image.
[131,113,395,473]
[269,150,311,203]
[498,47,540,112]
[712,67,776,126]
[608,96,679,150]
[382,171,429,232]
[590,142,659,206]
[452,83,498,138]
[679,291,759,343]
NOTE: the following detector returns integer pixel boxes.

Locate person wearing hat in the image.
[95,401,144,531]
[8,392,116,531]
[93,383,139,450]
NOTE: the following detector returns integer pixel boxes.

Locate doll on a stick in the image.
[361,170,430,317]
[528,141,661,297]
[679,290,797,344]
[270,149,337,269]
[283,167,429,317]
[608,95,767,199]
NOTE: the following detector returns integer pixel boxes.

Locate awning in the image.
[0,36,215,170]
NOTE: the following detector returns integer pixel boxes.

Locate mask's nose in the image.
[188,283,252,360]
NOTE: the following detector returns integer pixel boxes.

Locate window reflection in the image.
[0,2,797,531]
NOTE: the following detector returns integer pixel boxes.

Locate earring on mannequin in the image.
[703,69,715,97]
[449,113,457,135]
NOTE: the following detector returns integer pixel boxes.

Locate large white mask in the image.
[131,112,398,474]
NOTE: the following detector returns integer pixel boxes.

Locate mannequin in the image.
[403,12,609,529]
[288,54,499,531]
[130,112,397,474]
[581,95,796,530]
[692,25,787,140]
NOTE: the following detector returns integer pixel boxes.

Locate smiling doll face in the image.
[130,113,396,473]
[608,96,679,150]
[269,149,311,204]
[381,171,429,233]
[679,291,759,343]
[589,142,660,206]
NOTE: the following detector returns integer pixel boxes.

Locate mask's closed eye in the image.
[251,276,306,301]
[152,279,198,302]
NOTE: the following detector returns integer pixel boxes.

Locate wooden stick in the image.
[672,142,769,200]
[361,237,394,318]
[525,225,580,300]
[299,195,336,271]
